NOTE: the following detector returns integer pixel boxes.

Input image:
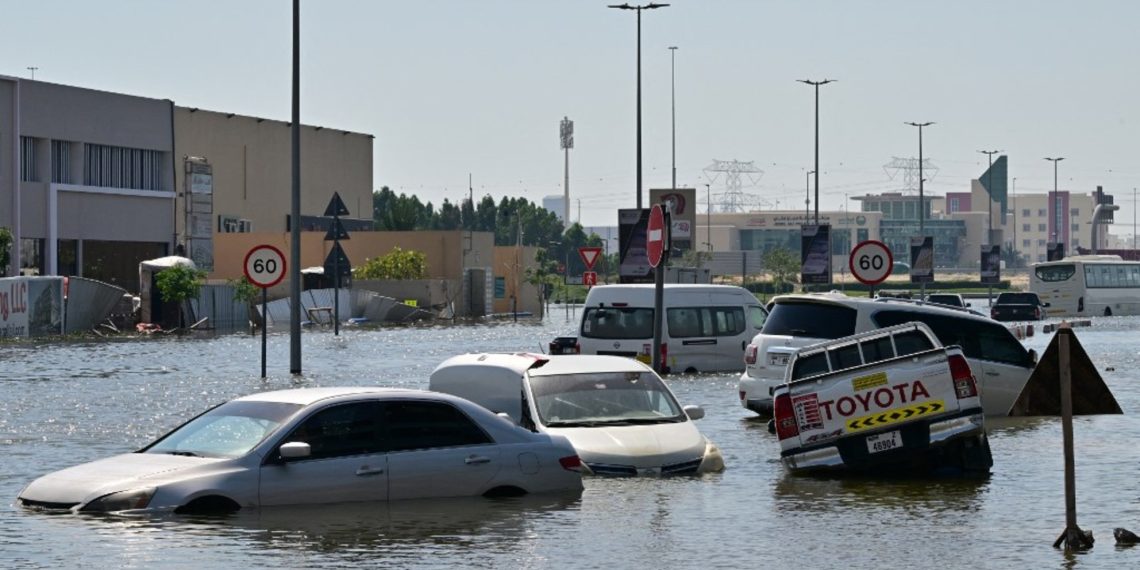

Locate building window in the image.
[1038,254,1046,262]
[1037,239,1046,247]
[1071,208,1080,217]
[1072,239,1080,247]
[1071,223,1080,232]
[83,143,164,190]
[949,197,960,212]
[20,136,37,182]
[58,240,79,276]
[20,238,44,276]
[1038,209,1047,217]
[1038,224,1046,232]
[1022,223,1031,232]
[1021,209,1030,218]
[494,277,506,299]
[51,140,72,184]
[1022,239,1031,248]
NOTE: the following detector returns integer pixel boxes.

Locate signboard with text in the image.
[980,244,1001,285]
[909,236,934,284]
[650,188,696,250]
[800,224,832,285]
[0,276,63,338]
[619,208,653,283]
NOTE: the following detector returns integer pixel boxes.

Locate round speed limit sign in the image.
[243,245,287,288]
[849,240,893,286]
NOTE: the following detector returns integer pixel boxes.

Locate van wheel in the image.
[1105,307,1113,317]
[684,367,698,374]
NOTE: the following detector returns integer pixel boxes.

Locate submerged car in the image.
[17,388,583,514]
[430,353,725,476]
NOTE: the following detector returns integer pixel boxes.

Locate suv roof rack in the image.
[872,295,982,316]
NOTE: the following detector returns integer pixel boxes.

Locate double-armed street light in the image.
[609,2,669,210]
[798,79,835,224]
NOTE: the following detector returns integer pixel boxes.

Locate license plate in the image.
[866,430,902,454]
[768,352,790,366]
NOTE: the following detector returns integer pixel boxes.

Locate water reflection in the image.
[773,471,989,515]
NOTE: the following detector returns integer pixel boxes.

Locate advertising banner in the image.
[909,236,934,284]
[650,188,696,250]
[800,224,832,285]
[980,244,1001,285]
[619,208,653,283]
[0,276,64,338]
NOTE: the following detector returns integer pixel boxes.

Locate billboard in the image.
[618,208,653,283]
[909,236,934,284]
[650,188,696,251]
[800,224,832,285]
[980,245,1001,285]
[0,276,64,338]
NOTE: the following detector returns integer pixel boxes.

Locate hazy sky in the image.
[3,1,1139,233]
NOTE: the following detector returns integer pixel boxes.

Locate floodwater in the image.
[3,309,1140,569]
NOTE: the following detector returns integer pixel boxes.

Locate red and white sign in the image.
[647,204,666,268]
[583,271,598,287]
[578,247,602,270]
[244,245,288,289]
[849,240,893,286]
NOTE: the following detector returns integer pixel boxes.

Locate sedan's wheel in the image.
[1105,307,1113,317]
[174,495,241,515]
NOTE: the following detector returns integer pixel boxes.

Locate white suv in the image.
[739,292,1036,417]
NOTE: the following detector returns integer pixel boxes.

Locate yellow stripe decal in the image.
[845,399,946,433]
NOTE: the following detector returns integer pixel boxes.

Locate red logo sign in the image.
[583,271,597,287]
[647,204,665,268]
[578,247,602,270]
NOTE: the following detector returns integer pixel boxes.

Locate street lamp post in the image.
[978,149,1001,245]
[805,170,815,219]
[669,46,678,191]
[798,79,835,225]
[609,2,669,210]
[1045,157,1065,245]
[906,121,933,299]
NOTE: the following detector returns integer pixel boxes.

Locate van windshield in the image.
[760,301,857,340]
[581,307,654,339]
[528,371,685,427]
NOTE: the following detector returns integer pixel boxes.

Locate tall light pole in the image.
[560,117,574,226]
[798,79,835,224]
[978,149,1001,245]
[1012,177,1018,264]
[905,122,934,234]
[289,0,302,374]
[26,66,38,80]
[805,170,815,219]
[610,2,669,210]
[1045,157,1065,244]
[665,45,679,193]
[706,183,712,251]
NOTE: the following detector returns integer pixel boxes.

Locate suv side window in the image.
[872,310,1030,367]
[761,301,857,339]
[381,400,492,452]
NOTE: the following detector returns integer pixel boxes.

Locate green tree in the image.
[155,264,207,328]
[524,249,560,319]
[0,227,11,274]
[763,248,800,290]
[353,247,427,280]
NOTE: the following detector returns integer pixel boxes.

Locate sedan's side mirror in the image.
[279,441,311,459]
[683,405,705,421]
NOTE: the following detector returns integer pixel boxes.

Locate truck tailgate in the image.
[787,350,961,446]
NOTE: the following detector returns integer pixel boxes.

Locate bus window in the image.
[1035,264,1075,282]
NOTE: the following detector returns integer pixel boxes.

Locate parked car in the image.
[739,292,1037,417]
[430,353,725,476]
[991,291,1049,322]
[17,388,584,514]
[925,293,968,308]
[773,322,992,474]
[562,284,767,373]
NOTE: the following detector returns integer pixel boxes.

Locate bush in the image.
[155,265,207,303]
[353,247,427,280]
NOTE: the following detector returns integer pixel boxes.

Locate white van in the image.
[574,284,766,373]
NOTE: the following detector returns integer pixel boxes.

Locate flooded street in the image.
[3,309,1140,568]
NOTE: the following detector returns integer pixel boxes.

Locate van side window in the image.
[791,352,830,380]
[749,306,767,329]
[581,307,654,339]
[666,308,702,338]
[666,307,746,338]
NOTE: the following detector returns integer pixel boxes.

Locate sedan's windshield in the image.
[144,400,302,459]
[529,372,685,427]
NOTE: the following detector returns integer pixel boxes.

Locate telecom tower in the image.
[702,159,765,213]
[882,157,939,192]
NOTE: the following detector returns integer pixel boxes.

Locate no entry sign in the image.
[647,204,665,268]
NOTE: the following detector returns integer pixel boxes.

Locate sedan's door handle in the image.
[985,371,1000,376]
[355,465,385,476]
[465,455,492,465]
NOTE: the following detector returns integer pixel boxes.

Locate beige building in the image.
[173,107,374,271]
[702,209,884,273]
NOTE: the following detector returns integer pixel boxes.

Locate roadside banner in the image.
[909,236,934,284]
[981,245,1001,285]
[800,224,832,285]
[0,276,64,338]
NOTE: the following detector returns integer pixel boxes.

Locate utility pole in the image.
[706,183,712,251]
[906,121,934,299]
[805,170,814,220]
[798,79,834,224]
[1045,157,1065,244]
[289,0,302,374]
[669,46,678,191]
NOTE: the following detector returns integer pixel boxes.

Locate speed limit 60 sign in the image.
[849,240,893,286]
[244,245,287,288]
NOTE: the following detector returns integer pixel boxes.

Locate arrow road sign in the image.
[578,247,602,270]
[324,191,350,217]
[324,218,350,241]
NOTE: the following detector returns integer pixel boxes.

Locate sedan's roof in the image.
[433,353,654,378]
[235,387,433,406]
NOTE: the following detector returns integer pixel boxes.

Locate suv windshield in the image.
[760,301,857,340]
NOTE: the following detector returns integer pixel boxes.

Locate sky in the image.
[3,0,1140,234]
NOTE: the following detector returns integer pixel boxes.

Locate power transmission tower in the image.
[702,159,765,213]
[883,157,939,192]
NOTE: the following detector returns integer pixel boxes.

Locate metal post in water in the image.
[261,287,268,379]
[1053,325,1093,551]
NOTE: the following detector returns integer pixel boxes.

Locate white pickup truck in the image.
[771,322,992,475]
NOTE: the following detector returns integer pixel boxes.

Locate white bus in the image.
[1030,255,1140,317]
